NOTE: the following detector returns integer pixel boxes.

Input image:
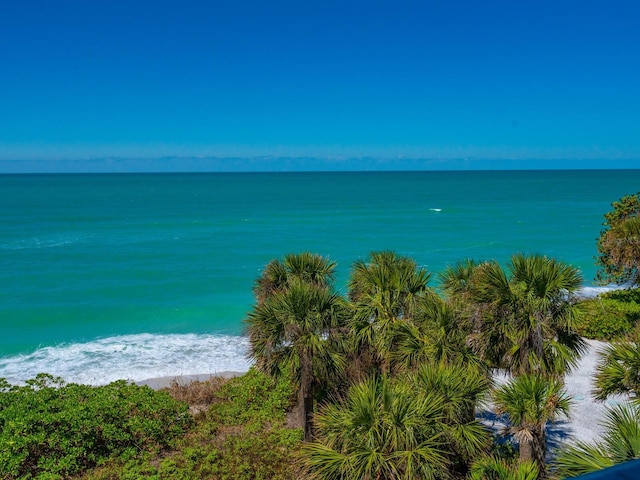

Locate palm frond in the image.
[593,342,640,400]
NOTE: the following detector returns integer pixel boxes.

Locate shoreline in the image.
[134,339,628,445]
[1,337,630,447]
[0,284,626,384]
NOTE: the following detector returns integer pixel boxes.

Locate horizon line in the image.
[2,156,639,174]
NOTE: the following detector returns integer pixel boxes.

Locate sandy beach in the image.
[136,371,245,390]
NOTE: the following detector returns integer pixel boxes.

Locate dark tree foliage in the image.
[596,192,640,285]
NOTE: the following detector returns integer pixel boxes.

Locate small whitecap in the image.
[1,234,93,250]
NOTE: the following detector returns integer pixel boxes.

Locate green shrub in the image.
[82,368,302,480]
[602,287,640,304]
[207,368,295,429]
[154,427,301,480]
[0,374,192,479]
[159,368,301,480]
[576,292,640,340]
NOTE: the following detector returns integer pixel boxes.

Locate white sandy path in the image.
[480,339,630,448]
[560,339,629,443]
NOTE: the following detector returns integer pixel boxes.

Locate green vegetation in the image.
[5,193,640,479]
[593,341,640,401]
[0,374,191,479]
[246,252,347,441]
[575,289,640,340]
[493,374,572,479]
[469,456,539,480]
[459,254,586,378]
[553,403,640,477]
[83,368,301,480]
[301,373,488,480]
[346,251,435,376]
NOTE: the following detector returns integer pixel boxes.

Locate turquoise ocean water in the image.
[1,170,639,384]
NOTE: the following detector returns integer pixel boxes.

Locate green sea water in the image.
[1,170,639,384]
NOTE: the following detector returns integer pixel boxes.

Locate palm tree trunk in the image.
[523,319,544,375]
[533,318,544,359]
[533,428,548,480]
[520,437,534,463]
[520,428,548,480]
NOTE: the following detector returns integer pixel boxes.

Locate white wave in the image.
[429,208,442,212]
[0,333,252,386]
[578,283,634,299]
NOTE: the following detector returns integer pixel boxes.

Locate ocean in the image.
[1,170,638,385]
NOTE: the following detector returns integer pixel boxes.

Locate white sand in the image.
[560,339,629,444]
[480,339,630,448]
[136,371,245,390]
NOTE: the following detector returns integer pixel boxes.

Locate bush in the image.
[82,368,302,480]
[0,374,192,479]
[602,287,640,304]
[576,290,640,340]
[207,368,295,429]
[155,368,301,480]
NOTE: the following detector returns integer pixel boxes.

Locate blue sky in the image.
[0,0,639,172]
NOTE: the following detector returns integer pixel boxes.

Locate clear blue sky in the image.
[0,0,639,172]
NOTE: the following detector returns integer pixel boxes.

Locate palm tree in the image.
[493,374,572,479]
[246,253,345,441]
[469,456,539,480]
[553,403,640,477]
[408,362,491,477]
[410,362,491,425]
[253,252,336,305]
[393,296,483,371]
[301,374,487,480]
[246,279,346,441]
[347,251,433,374]
[593,341,640,401]
[439,258,479,298]
[466,254,585,378]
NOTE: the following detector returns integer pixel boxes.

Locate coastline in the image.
[135,340,627,447]
[135,339,628,446]
[0,285,623,385]
[5,169,637,363]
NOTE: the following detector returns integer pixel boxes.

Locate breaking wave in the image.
[0,333,252,386]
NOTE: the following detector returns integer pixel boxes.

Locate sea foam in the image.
[0,285,630,387]
[0,333,252,386]
[578,283,632,299]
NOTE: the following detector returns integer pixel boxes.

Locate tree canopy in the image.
[464,254,585,378]
[596,192,640,285]
[245,253,347,441]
